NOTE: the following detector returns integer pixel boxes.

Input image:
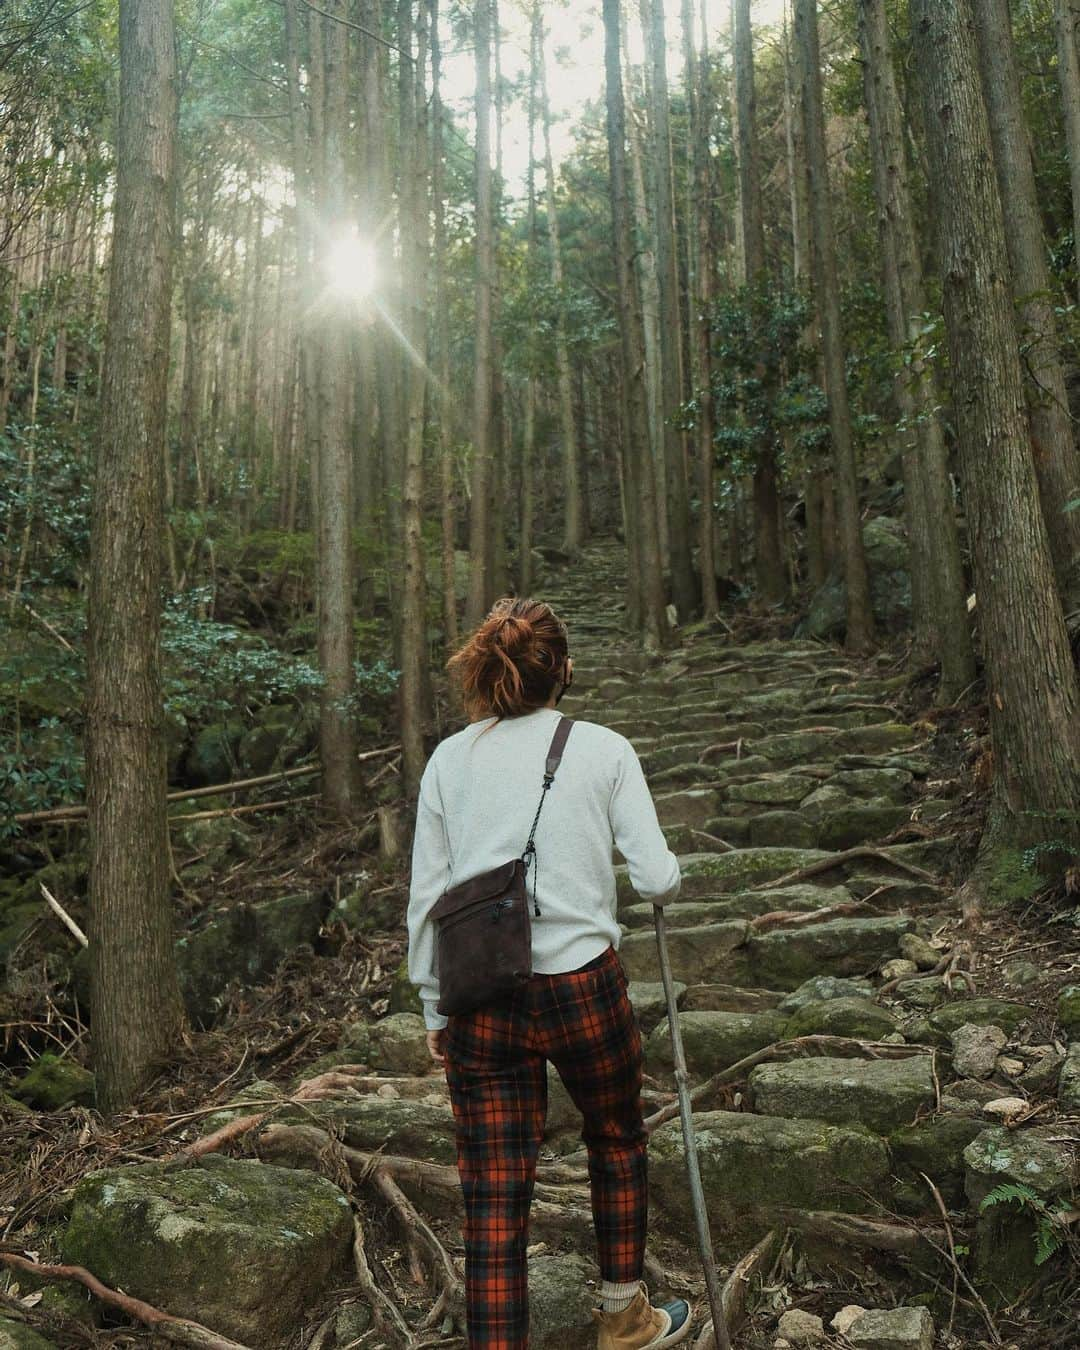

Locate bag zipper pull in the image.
[534,900,541,917]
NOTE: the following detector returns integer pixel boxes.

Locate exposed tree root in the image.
[0,1252,252,1350]
[752,845,938,890]
[747,899,868,931]
[691,1229,779,1350]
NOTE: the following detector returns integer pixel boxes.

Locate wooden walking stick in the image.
[653,904,732,1350]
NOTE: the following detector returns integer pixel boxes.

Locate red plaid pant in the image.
[444,942,648,1350]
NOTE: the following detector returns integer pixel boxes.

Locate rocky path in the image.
[543,542,1079,1342]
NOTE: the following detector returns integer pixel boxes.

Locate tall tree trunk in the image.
[603,0,667,649]
[430,0,458,651]
[645,0,697,621]
[733,0,785,608]
[538,11,585,556]
[973,0,1080,609]
[913,0,1080,851]
[858,0,975,700]
[86,0,185,1113]
[401,0,431,796]
[794,0,874,652]
[466,0,494,627]
[1053,0,1080,307]
[314,0,357,815]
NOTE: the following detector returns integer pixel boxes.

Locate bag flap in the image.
[431,858,522,921]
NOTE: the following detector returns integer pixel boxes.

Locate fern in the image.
[979,1183,1070,1266]
[979,1182,1040,1211]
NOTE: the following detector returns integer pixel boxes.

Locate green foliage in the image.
[708,283,826,480]
[979,1182,1072,1266]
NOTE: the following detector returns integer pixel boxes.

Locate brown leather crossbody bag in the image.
[430,716,574,1017]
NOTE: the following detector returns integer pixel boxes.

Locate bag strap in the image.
[523,716,573,870]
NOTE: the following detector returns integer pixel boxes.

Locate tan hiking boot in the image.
[592,1281,692,1349]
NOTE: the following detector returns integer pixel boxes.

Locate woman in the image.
[407,597,692,1350]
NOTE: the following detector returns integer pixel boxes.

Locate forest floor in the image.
[2,541,1079,1350]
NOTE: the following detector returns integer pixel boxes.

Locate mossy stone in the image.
[60,1155,353,1347]
[0,1320,59,1350]
[889,1115,986,1210]
[748,1055,934,1133]
[726,775,816,806]
[645,1009,788,1078]
[367,1013,429,1076]
[783,997,898,1041]
[276,1096,458,1165]
[748,811,819,850]
[816,803,912,852]
[12,1053,94,1110]
[388,956,424,1015]
[746,916,914,990]
[778,975,874,1013]
[1057,985,1080,1038]
[649,1110,890,1255]
[182,718,247,787]
[927,999,1033,1043]
[617,920,749,986]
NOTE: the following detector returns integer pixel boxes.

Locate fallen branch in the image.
[170,793,321,823]
[644,1036,929,1133]
[692,1229,779,1350]
[13,745,400,826]
[776,1209,943,1256]
[751,845,938,890]
[689,829,737,853]
[0,1252,252,1350]
[39,884,88,947]
[919,1173,1001,1345]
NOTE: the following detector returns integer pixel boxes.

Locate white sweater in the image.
[407,707,682,1030]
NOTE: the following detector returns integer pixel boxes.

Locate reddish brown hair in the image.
[448,597,569,721]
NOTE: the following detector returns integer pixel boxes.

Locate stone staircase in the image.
[539,540,1077,1307]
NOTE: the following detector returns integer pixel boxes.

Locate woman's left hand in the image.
[427,1029,446,1065]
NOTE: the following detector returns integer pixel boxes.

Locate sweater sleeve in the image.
[609,738,681,905]
[407,755,452,1031]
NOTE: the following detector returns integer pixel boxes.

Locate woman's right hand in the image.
[427,1029,446,1065]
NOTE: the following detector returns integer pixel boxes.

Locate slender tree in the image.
[466,0,495,627]
[972,0,1080,609]
[537,9,586,557]
[603,0,668,649]
[732,0,785,607]
[857,0,975,699]
[1053,0,1080,307]
[794,0,873,651]
[913,0,1080,852]
[86,0,185,1112]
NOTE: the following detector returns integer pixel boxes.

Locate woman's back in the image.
[408,705,680,1027]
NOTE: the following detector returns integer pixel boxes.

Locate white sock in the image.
[600,1279,641,1314]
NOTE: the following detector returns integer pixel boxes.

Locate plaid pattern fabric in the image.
[444,943,647,1349]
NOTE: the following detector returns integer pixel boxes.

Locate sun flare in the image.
[325,229,377,301]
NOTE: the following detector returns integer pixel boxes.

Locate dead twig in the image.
[692,1229,779,1350]
[919,1172,1001,1344]
[0,1252,252,1350]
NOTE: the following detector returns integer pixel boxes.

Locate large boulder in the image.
[60,1156,353,1347]
[618,921,748,986]
[746,916,914,990]
[176,892,325,1027]
[783,997,898,1041]
[649,1110,890,1254]
[797,517,911,642]
[748,1055,934,1133]
[528,1253,601,1349]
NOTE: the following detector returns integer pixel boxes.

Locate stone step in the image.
[618,913,915,989]
[620,883,853,929]
[747,1054,936,1133]
[649,1109,891,1258]
[645,1009,789,1078]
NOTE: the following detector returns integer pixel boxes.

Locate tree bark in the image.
[645,0,697,622]
[86,0,186,1112]
[795,0,874,652]
[913,0,1080,849]
[682,0,719,617]
[466,0,495,628]
[858,0,975,699]
[314,0,357,815]
[603,0,668,649]
[972,0,1080,609]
